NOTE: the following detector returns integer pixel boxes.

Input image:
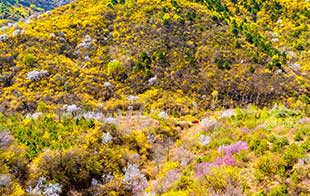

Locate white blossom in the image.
[158,111,168,120]
[221,109,235,118]
[27,177,62,196]
[200,118,218,130]
[148,75,157,85]
[289,63,301,71]
[91,178,99,186]
[127,95,139,102]
[26,112,43,119]
[27,176,46,195]
[0,174,11,187]
[25,19,32,24]
[42,183,62,196]
[104,117,117,125]
[84,56,91,61]
[82,112,104,120]
[199,134,211,146]
[26,70,49,82]
[63,104,82,113]
[102,173,114,184]
[300,118,310,124]
[0,131,13,149]
[12,29,22,37]
[271,38,279,42]
[287,51,297,59]
[76,35,96,56]
[0,34,8,41]
[276,69,283,74]
[104,82,112,87]
[102,132,113,144]
[123,163,147,194]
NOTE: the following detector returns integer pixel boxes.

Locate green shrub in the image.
[30,148,105,189]
[283,144,306,166]
[267,55,282,70]
[23,54,37,66]
[107,60,123,76]
[37,101,48,112]
[255,154,286,178]
[249,138,269,155]
[270,136,289,152]
[256,156,272,176]
[268,185,289,196]
[215,58,231,70]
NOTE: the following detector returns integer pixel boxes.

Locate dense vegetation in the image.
[1,0,310,114]
[0,0,72,24]
[1,105,310,195]
[1,0,310,195]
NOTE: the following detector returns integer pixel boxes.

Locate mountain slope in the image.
[1,0,309,115]
[1,1,310,196]
[0,0,73,24]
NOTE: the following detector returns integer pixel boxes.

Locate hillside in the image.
[0,0,73,25]
[0,0,310,195]
[0,0,310,115]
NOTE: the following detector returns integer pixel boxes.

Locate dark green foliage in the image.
[215,58,232,70]
[249,65,255,73]
[134,52,153,79]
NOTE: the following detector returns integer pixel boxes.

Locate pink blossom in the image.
[214,154,235,166]
[218,141,248,155]
[195,162,214,177]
